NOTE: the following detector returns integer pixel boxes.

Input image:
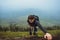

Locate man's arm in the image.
[36,21,52,40]
[36,21,47,33]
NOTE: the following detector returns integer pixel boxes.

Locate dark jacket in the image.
[28,20,47,33]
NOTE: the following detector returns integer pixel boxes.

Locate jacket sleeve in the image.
[36,21,47,33]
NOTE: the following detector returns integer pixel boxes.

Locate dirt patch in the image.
[52,35,60,40]
[0,36,47,40]
[0,36,60,40]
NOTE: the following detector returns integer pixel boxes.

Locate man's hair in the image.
[28,15,35,19]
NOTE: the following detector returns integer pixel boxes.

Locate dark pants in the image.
[29,26,37,35]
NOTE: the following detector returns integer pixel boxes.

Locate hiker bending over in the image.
[27,15,52,40]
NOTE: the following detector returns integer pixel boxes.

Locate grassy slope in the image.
[0,30,60,38]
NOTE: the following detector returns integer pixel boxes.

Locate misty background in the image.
[0,0,60,27]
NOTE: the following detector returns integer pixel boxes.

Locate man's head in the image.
[28,15,35,23]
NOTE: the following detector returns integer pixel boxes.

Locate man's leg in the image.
[29,27,33,35]
[33,27,37,35]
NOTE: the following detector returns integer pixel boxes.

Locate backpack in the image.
[33,15,39,21]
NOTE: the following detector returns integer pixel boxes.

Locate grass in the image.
[0,30,60,38]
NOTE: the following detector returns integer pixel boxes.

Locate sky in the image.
[0,0,60,11]
[0,0,60,26]
[0,0,60,19]
[0,0,60,18]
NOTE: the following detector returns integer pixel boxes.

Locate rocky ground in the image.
[0,36,60,40]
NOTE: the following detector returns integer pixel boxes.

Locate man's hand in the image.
[44,33,52,40]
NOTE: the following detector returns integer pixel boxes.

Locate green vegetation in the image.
[0,23,60,38]
[0,30,60,38]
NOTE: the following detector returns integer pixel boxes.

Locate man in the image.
[27,15,52,40]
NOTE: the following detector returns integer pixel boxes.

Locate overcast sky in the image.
[0,0,60,11]
[0,0,60,18]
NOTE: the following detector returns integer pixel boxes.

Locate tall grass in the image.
[0,30,60,38]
